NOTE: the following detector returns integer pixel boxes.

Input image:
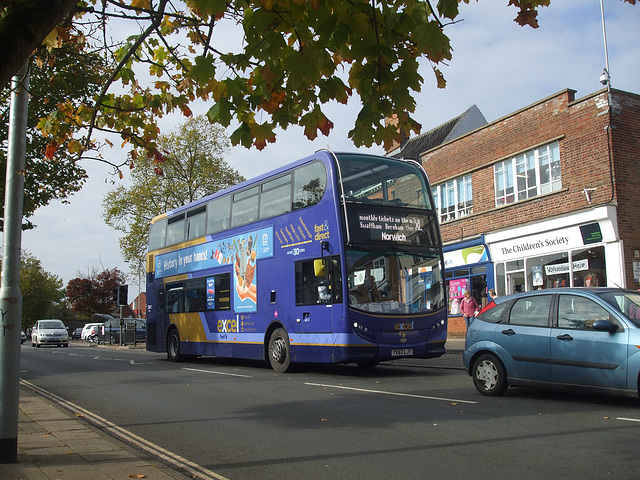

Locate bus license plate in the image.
[392,348,413,356]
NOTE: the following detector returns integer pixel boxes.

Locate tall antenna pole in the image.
[600,0,612,98]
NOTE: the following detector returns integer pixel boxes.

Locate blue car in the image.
[463,288,640,398]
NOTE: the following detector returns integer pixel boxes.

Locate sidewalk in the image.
[2,386,189,480]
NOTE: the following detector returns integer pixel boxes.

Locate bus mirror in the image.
[314,259,327,277]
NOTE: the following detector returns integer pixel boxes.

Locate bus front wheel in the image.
[167,329,181,362]
[268,328,291,373]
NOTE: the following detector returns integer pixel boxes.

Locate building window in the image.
[433,174,472,223]
[494,141,561,207]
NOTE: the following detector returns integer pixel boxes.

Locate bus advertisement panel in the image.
[145,150,446,372]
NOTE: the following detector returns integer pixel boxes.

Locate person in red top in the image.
[460,290,479,328]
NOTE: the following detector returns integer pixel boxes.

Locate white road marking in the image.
[182,367,253,378]
[305,382,477,404]
[617,417,640,423]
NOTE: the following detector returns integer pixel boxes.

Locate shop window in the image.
[496,263,506,297]
[447,273,486,315]
[526,252,569,290]
[571,246,606,287]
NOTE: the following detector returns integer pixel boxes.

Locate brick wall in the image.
[611,91,640,287]
[421,88,640,288]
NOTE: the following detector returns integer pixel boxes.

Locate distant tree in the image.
[48,302,77,326]
[103,115,245,276]
[66,267,126,318]
[0,41,110,229]
[0,251,65,330]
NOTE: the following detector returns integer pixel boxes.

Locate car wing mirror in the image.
[592,319,619,333]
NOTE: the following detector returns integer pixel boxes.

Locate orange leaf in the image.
[45,142,59,160]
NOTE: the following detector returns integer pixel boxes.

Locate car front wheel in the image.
[472,353,508,396]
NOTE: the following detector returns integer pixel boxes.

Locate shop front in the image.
[486,205,623,296]
[444,237,493,335]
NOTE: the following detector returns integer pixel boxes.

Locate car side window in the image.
[558,295,615,330]
[477,302,509,323]
[508,295,551,327]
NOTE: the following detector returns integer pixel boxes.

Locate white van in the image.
[31,319,69,347]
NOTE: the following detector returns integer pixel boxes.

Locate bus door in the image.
[292,255,342,361]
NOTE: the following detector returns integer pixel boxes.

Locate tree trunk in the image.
[0,0,80,90]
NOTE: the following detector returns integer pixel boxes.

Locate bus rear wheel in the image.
[268,328,291,373]
[167,329,181,362]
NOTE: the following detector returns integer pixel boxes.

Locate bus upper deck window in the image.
[293,162,327,209]
[148,218,167,250]
[207,196,231,234]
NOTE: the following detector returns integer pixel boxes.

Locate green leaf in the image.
[189,55,216,84]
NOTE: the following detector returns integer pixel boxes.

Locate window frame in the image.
[507,295,552,327]
[494,141,561,207]
[433,174,473,223]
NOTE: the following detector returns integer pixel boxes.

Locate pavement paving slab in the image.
[1,387,190,480]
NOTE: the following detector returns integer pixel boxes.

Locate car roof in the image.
[494,287,636,304]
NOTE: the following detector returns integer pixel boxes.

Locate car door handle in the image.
[556,334,573,341]
[501,329,516,336]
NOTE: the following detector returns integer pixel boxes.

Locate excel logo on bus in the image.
[217,318,238,333]
[395,321,414,331]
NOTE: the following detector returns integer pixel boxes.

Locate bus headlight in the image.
[431,319,445,330]
[353,322,370,334]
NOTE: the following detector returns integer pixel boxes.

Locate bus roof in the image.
[150,150,421,224]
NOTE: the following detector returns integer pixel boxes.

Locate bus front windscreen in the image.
[346,249,444,314]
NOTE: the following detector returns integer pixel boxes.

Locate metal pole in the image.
[600,0,611,80]
[0,62,29,463]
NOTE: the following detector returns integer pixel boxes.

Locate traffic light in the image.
[116,285,128,306]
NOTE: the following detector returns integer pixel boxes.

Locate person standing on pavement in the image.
[460,290,479,328]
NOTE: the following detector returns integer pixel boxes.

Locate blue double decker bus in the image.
[146,150,446,372]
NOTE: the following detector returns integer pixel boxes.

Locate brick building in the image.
[391,88,640,336]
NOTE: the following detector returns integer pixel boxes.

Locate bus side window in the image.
[166,282,184,313]
[187,207,207,240]
[293,162,327,209]
[207,196,231,234]
[158,289,166,313]
[148,218,167,251]
[231,186,259,227]
[185,278,206,312]
[166,215,186,246]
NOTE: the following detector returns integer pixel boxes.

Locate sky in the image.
[13,0,640,295]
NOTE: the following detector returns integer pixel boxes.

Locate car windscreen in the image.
[40,321,64,329]
[597,291,640,327]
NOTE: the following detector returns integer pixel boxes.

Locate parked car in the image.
[71,327,83,340]
[21,331,26,344]
[81,323,103,340]
[463,288,640,398]
[31,319,69,347]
